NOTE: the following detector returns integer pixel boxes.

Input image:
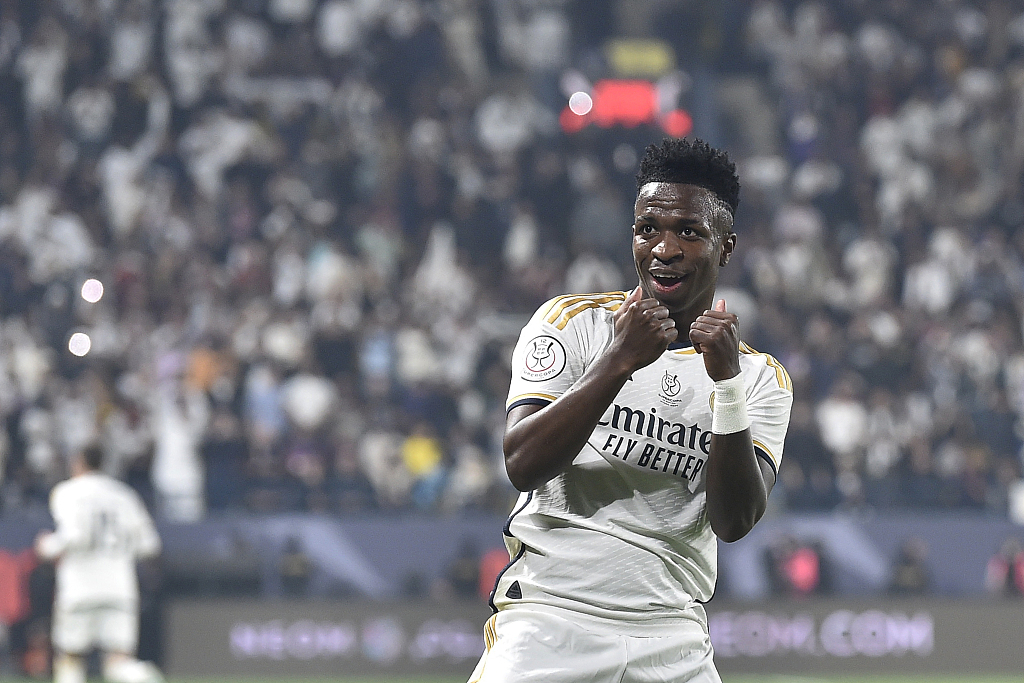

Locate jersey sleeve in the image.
[45,485,91,555]
[744,354,794,476]
[506,297,592,412]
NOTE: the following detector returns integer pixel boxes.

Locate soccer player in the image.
[35,446,164,683]
[468,138,793,682]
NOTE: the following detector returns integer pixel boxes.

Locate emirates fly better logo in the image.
[521,336,566,382]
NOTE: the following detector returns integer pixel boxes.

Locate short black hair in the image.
[636,137,740,219]
[81,445,103,471]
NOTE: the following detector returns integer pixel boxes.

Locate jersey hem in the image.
[753,445,778,476]
[496,600,708,637]
[506,397,553,413]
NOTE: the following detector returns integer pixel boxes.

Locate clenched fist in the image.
[609,286,678,373]
[689,299,741,381]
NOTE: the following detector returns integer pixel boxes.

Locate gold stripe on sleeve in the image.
[545,292,626,328]
[551,295,626,330]
[544,294,591,324]
[752,439,780,469]
[540,294,578,321]
[506,392,559,409]
[739,343,793,392]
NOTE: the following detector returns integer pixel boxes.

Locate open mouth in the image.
[651,274,685,292]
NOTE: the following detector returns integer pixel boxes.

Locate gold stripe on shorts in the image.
[469,614,499,683]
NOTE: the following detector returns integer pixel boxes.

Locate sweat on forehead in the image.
[635,182,735,232]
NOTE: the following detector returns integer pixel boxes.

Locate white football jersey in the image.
[40,472,161,608]
[495,292,793,635]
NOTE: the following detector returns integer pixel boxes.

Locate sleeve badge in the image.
[521,335,566,382]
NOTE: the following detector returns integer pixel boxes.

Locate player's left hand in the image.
[688,299,741,381]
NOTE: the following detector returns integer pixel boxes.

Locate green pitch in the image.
[3,677,1016,683]
[200,679,1001,683]
[148,676,1024,683]
[747,679,1023,683]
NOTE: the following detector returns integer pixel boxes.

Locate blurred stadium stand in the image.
[1,0,1024,677]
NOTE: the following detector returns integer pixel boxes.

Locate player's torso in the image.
[500,304,727,624]
[54,476,140,605]
[523,342,724,551]
[592,348,717,491]
[498,293,792,630]
[61,476,138,544]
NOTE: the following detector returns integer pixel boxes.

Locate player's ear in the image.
[720,231,736,267]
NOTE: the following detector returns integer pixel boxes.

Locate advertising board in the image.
[708,599,1024,675]
[166,600,491,678]
[165,599,1024,678]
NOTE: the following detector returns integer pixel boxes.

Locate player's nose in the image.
[651,233,683,261]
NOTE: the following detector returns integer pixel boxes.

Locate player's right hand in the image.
[610,285,677,372]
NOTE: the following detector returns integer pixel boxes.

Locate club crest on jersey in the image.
[522,335,566,382]
[659,371,682,406]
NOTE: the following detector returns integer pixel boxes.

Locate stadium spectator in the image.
[888,536,933,595]
[443,538,481,601]
[0,0,1019,524]
[278,536,312,598]
[985,536,1024,597]
[765,534,829,598]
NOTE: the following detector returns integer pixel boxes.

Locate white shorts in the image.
[52,602,138,655]
[467,608,721,683]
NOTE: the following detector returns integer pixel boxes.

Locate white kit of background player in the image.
[35,447,164,683]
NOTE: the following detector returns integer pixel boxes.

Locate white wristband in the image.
[712,374,750,435]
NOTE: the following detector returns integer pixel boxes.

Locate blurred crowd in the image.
[0,0,1022,523]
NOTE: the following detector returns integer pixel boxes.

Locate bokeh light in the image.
[81,278,104,303]
[68,332,92,357]
[568,91,593,116]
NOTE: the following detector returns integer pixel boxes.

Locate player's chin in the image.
[649,275,687,299]
[648,287,682,309]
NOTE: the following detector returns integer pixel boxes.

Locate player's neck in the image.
[669,301,710,339]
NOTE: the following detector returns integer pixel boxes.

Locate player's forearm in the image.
[504,354,634,491]
[705,431,767,542]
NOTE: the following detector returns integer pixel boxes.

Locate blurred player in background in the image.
[35,446,164,683]
[470,138,793,682]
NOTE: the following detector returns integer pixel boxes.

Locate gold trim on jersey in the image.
[702,396,780,467]
[540,293,592,321]
[739,342,793,392]
[544,292,626,330]
[752,439,779,468]
[506,392,559,409]
[706,390,781,467]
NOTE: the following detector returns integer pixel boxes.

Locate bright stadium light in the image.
[68,332,92,357]
[568,91,593,116]
[81,278,104,303]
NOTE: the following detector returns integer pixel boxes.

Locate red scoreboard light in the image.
[560,79,692,137]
